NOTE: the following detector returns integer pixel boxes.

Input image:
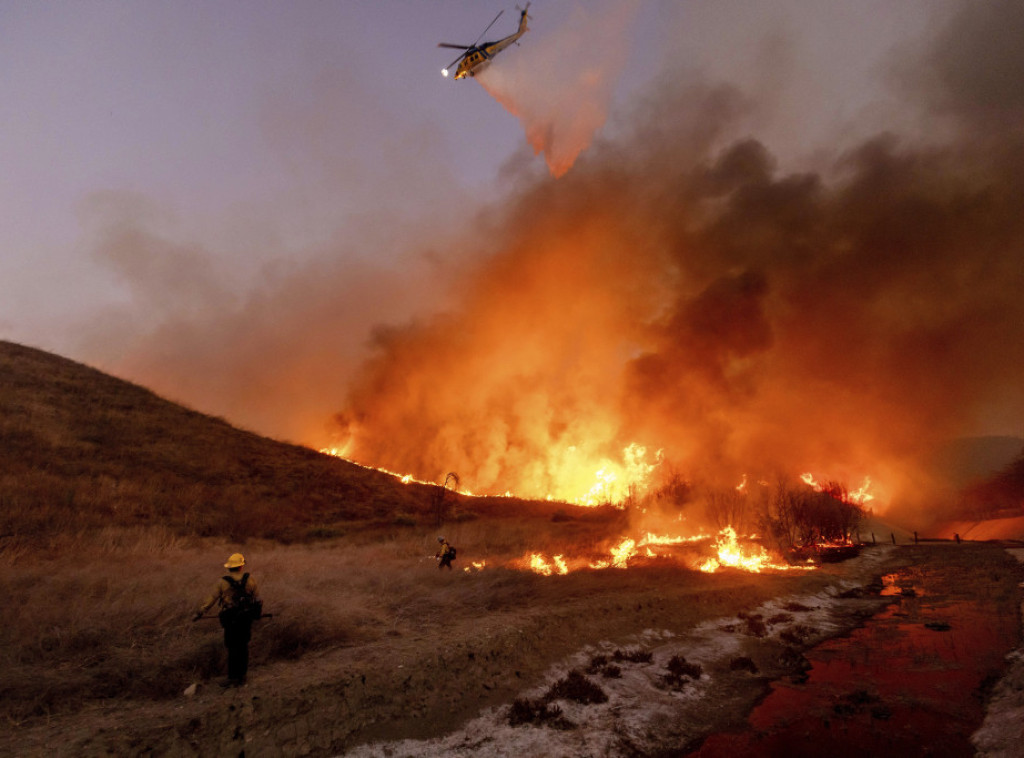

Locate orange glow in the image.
[526,553,569,576]
[606,537,638,569]
[849,477,876,505]
[322,442,661,506]
[553,443,662,506]
[699,527,814,574]
[801,471,876,505]
[639,532,710,546]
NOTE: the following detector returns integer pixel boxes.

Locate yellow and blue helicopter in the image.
[439,4,530,80]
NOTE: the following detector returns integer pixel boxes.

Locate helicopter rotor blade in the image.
[472,9,504,46]
[438,43,471,49]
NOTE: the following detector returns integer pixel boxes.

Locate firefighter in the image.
[436,536,455,570]
[194,552,262,687]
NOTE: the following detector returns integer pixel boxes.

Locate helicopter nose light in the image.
[442,68,450,77]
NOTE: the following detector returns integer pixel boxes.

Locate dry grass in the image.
[0,341,642,724]
[0,340,834,740]
[0,511,638,724]
[0,341,612,550]
[0,341,441,545]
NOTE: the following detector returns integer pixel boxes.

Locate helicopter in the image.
[439,4,530,80]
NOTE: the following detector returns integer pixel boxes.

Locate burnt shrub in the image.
[612,648,652,664]
[766,613,793,626]
[730,656,758,674]
[779,624,815,646]
[738,612,767,638]
[783,601,814,612]
[587,653,623,678]
[663,655,702,689]
[508,669,608,728]
[586,654,608,674]
[834,689,881,718]
[778,647,811,683]
[508,698,574,729]
[544,670,609,705]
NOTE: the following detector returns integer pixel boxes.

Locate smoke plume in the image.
[71,2,1024,525]
[476,1,639,177]
[334,0,1024,519]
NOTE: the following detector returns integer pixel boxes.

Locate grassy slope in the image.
[0,340,628,732]
[0,340,447,542]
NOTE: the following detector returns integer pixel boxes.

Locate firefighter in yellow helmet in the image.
[194,553,263,686]
[436,536,455,570]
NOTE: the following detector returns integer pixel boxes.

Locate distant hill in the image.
[930,435,1024,489]
[0,340,441,544]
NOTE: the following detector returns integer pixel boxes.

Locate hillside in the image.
[930,435,1024,490]
[0,340,441,544]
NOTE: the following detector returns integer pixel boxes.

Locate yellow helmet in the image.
[224,553,246,569]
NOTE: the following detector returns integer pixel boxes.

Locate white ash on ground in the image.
[345,549,898,757]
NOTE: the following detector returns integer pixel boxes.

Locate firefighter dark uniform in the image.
[195,553,261,686]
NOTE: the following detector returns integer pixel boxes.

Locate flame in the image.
[609,538,637,568]
[511,525,814,576]
[799,472,819,488]
[527,553,569,576]
[322,442,662,506]
[320,447,443,488]
[800,472,876,505]
[557,443,662,506]
[639,532,710,546]
[849,477,875,505]
[699,527,814,573]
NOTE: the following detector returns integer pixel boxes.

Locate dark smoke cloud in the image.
[335,0,1024,519]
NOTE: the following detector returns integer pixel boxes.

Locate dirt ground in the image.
[3,542,1021,757]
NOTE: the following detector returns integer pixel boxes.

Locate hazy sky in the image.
[2,1,953,353]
